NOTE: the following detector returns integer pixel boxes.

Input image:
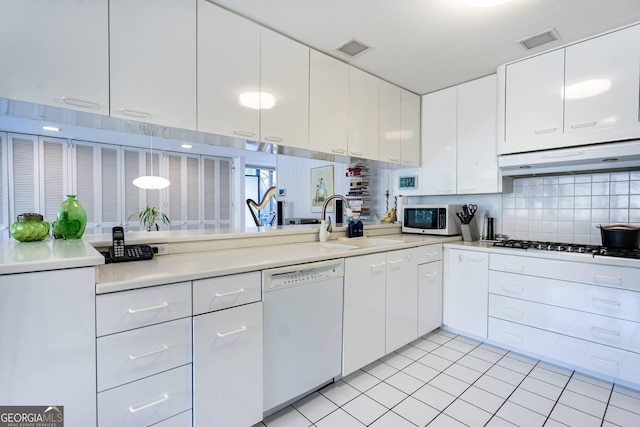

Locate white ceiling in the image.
[209,0,640,95]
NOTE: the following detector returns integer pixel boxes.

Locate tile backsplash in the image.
[501,171,640,245]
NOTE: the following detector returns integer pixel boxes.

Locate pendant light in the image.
[133,135,170,190]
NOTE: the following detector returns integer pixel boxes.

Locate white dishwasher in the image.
[262,259,344,414]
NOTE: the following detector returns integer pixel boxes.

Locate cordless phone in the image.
[108,226,154,263]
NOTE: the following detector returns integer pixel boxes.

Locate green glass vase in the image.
[56,195,87,240]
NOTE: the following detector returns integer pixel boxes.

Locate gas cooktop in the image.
[492,240,640,260]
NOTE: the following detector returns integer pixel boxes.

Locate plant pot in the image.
[598,224,640,249]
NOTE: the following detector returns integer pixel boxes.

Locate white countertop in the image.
[0,238,105,275]
[96,233,461,294]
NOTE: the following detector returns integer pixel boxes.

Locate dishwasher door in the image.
[262,260,344,413]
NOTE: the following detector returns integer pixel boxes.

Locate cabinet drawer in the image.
[193,271,261,315]
[97,282,191,336]
[415,244,442,264]
[490,253,639,290]
[489,318,640,387]
[97,318,192,392]
[489,270,640,322]
[98,364,192,427]
[489,294,640,354]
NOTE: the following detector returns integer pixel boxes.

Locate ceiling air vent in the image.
[518,28,560,50]
[336,38,370,57]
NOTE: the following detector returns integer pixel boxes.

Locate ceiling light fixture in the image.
[42,126,60,132]
[465,0,512,7]
[133,136,170,190]
[181,144,193,149]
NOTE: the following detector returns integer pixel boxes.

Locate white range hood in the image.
[499,140,640,176]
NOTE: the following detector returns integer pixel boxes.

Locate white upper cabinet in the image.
[400,90,421,167]
[110,0,196,130]
[421,86,457,195]
[457,75,499,194]
[504,49,565,149]
[0,0,109,115]
[564,25,640,136]
[500,23,640,154]
[197,1,260,140]
[260,28,310,149]
[378,81,403,164]
[309,50,349,155]
[348,68,380,160]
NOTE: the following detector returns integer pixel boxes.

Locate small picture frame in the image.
[311,165,334,212]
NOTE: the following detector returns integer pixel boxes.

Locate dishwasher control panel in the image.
[262,259,345,291]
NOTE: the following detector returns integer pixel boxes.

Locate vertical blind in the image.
[0,132,234,232]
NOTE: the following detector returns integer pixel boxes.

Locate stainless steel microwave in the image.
[401,204,462,235]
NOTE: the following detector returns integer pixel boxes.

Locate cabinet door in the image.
[418,260,443,336]
[197,1,260,139]
[343,253,386,376]
[504,49,565,151]
[309,50,349,155]
[378,81,403,164]
[0,268,96,426]
[193,302,262,427]
[564,25,640,135]
[261,28,310,149]
[401,90,421,167]
[443,249,488,338]
[348,68,380,159]
[421,87,457,195]
[457,75,499,194]
[110,0,196,130]
[0,0,109,115]
[386,248,419,352]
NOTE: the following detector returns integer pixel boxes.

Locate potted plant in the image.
[129,205,171,231]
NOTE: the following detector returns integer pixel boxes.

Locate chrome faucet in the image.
[321,195,353,233]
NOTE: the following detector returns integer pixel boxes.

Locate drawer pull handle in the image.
[502,283,524,294]
[371,262,386,273]
[129,345,169,360]
[570,121,597,129]
[128,302,169,314]
[264,136,283,143]
[591,326,620,337]
[504,264,525,272]
[424,272,439,280]
[389,157,401,163]
[503,307,524,320]
[402,160,414,165]
[129,394,169,413]
[459,188,477,193]
[425,251,439,257]
[217,325,247,337]
[349,150,364,156]
[534,127,557,135]
[119,108,151,118]
[215,288,245,298]
[233,130,256,137]
[388,259,402,269]
[331,148,346,154]
[592,297,621,307]
[593,274,622,286]
[61,96,101,109]
[591,356,619,368]
[438,189,454,194]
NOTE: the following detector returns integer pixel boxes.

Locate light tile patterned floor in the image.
[254,329,640,427]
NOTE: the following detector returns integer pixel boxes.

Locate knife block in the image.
[461,221,480,242]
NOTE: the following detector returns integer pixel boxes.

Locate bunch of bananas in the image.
[379,208,396,223]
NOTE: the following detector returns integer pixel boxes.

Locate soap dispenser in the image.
[319,220,330,242]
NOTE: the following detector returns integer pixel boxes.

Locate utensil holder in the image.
[461,221,480,242]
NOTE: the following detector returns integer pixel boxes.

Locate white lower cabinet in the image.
[488,252,640,387]
[343,252,387,376]
[344,246,442,375]
[443,248,489,339]
[98,364,192,427]
[192,272,263,426]
[386,248,419,353]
